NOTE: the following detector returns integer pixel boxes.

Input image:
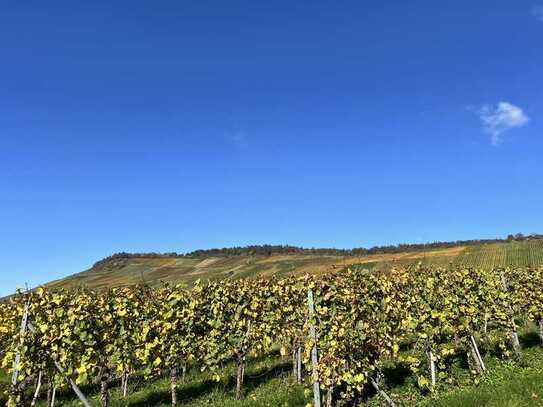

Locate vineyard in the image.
[1,264,543,406]
[42,239,543,292]
[375,240,543,270]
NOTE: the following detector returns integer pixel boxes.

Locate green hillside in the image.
[47,238,543,290]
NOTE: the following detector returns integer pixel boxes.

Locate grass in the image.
[23,354,307,407]
[368,326,543,407]
[429,370,543,407]
[0,369,8,393]
[422,348,543,407]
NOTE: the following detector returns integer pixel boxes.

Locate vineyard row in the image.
[1,265,542,407]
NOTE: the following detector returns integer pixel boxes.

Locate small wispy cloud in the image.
[476,102,529,145]
[532,5,543,21]
[229,131,248,148]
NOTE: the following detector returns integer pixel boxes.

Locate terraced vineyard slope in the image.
[46,239,543,290]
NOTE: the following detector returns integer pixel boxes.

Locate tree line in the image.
[91,233,543,269]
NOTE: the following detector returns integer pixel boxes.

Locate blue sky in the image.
[1,1,542,295]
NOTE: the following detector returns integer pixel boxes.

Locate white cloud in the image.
[229,131,248,148]
[532,5,543,21]
[478,102,529,145]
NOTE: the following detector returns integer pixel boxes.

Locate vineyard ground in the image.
[0,368,7,391]
[3,325,543,406]
[386,326,543,406]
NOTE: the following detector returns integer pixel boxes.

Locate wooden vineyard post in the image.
[50,387,56,407]
[171,364,178,406]
[11,303,29,386]
[307,288,322,407]
[425,345,436,390]
[29,371,43,407]
[370,377,397,407]
[326,384,334,407]
[122,370,129,398]
[53,357,92,407]
[538,319,543,346]
[292,341,303,384]
[120,372,125,397]
[500,271,521,356]
[47,381,53,407]
[292,345,298,381]
[10,302,29,406]
[26,321,92,407]
[241,354,246,384]
[297,344,303,384]
[469,335,486,374]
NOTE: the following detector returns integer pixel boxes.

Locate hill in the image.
[46,237,543,290]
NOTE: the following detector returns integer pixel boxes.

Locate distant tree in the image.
[90,234,543,270]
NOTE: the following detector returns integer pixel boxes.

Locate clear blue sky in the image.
[1,1,542,295]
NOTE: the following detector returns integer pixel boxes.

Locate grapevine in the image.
[0,265,542,406]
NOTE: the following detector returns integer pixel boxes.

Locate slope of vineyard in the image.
[3,264,543,407]
[39,239,543,292]
[44,247,465,290]
[6,240,540,405]
[370,239,543,271]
